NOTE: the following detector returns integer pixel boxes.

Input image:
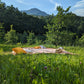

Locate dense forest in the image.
[0,2,84,46]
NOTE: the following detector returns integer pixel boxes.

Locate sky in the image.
[1,0,84,16]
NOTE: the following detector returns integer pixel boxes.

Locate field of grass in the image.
[0,44,84,84]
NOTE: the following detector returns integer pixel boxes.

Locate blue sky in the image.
[1,0,84,16]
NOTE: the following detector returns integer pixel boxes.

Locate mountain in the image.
[22,8,49,16]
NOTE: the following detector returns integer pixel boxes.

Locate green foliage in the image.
[17,33,23,43]
[45,6,70,46]
[0,2,6,9]
[20,31,28,44]
[0,4,47,35]
[4,25,18,44]
[0,48,3,53]
[0,2,84,46]
[0,23,5,43]
[78,34,84,46]
[0,44,84,84]
[27,32,35,45]
[35,38,42,45]
[78,21,84,36]
[45,6,81,46]
[59,31,76,45]
[45,21,64,46]
[17,31,28,44]
[35,35,46,44]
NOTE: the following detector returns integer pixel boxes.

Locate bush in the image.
[0,23,5,43]
[45,30,75,46]
[4,25,18,44]
[78,34,84,46]
[27,32,35,45]
[18,31,28,44]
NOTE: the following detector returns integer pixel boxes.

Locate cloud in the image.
[16,0,24,3]
[72,0,84,16]
[73,0,84,8]
[73,8,84,17]
[49,0,61,10]
[16,0,27,4]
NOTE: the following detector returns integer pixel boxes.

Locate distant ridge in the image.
[22,8,49,16]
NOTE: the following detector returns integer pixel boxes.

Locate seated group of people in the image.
[12,45,75,55]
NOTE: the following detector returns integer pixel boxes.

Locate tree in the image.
[45,6,75,46]
[78,34,84,46]
[4,25,18,44]
[45,6,65,46]
[78,21,84,37]
[0,2,5,9]
[21,31,28,43]
[27,32,35,45]
[0,23,5,42]
[0,2,47,35]
[45,22,64,46]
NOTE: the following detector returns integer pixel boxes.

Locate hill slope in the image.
[22,8,49,16]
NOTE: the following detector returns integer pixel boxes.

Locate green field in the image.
[0,44,84,84]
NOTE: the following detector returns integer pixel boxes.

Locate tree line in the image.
[0,3,84,46]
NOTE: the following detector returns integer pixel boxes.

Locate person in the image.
[12,46,76,55]
[55,48,75,55]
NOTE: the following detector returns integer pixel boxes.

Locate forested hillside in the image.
[0,3,47,34]
[0,3,84,46]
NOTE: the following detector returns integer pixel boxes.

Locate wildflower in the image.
[80,62,82,64]
[44,66,47,69]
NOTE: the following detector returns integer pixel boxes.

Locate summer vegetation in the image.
[0,44,84,84]
[0,2,84,84]
[0,3,84,46]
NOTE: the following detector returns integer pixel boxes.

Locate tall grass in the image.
[0,44,84,84]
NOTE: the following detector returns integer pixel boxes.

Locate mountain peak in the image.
[22,8,49,16]
[29,8,39,10]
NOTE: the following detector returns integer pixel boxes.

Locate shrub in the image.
[78,34,84,46]
[17,31,28,44]
[4,25,18,44]
[27,32,35,45]
[0,23,5,43]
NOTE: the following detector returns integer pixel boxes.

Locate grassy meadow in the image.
[0,44,84,84]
